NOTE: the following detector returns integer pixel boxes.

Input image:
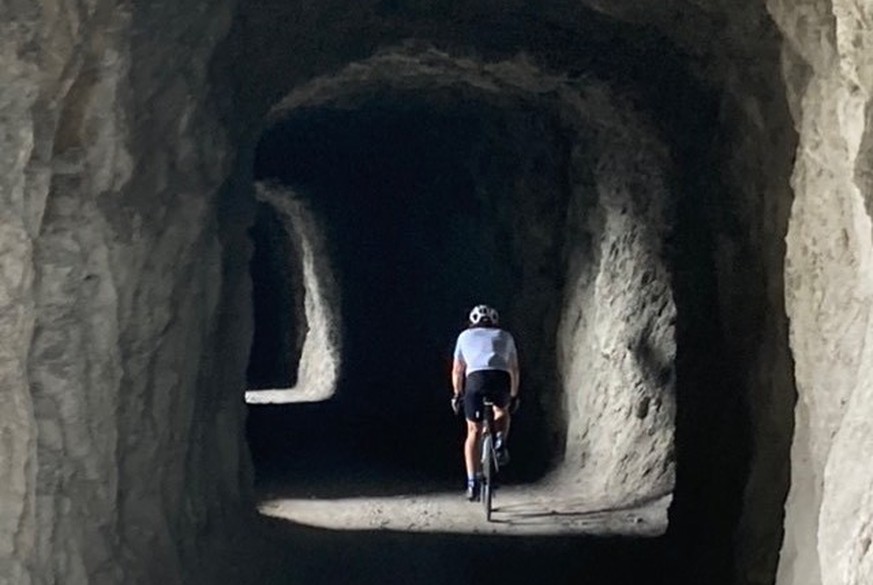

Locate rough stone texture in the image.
[3,1,873,584]
[245,183,341,404]
[772,1,873,585]
[564,3,798,583]
[0,11,40,582]
[1,1,247,584]
[557,90,677,505]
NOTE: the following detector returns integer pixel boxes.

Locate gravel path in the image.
[216,402,676,584]
[258,487,669,537]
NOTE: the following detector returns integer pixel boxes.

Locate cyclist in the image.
[451,304,520,500]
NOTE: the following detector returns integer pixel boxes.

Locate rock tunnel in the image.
[3,1,872,585]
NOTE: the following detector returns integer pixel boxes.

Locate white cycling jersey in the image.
[453,327,517,374]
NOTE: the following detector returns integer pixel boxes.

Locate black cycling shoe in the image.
[466,481,480,501]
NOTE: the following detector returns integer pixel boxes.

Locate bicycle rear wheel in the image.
[481,434,493,521]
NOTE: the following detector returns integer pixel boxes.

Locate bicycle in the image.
[479,398,501,521]
[451,394,509,521]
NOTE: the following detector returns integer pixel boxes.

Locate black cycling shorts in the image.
[463,369,511,422]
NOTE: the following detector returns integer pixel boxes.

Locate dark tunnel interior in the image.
[237,13,758,584]
[247,202,305,390]
[246,96,570,493]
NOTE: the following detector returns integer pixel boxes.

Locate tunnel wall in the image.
[770,2,873,584]
[574,2,797,583]
[0,2,250,584]
[649,4,799,583]
[608,0,873,583]
[557,89,677,505]
[1,8,41,582]
[247,182,341,403]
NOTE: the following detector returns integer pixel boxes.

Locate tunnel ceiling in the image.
[215,0,754,143]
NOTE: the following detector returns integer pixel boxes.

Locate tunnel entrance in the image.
[201,0,797,577]
[242,42,694,541]
[246,93,569,490]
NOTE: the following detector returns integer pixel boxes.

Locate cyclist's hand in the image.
[510,395,520,414]
[451,394,463,415]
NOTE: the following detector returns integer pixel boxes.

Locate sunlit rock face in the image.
[556,90,676,506]
[246,182,341,403]
[770,2,873,585]
[1,1,872,585]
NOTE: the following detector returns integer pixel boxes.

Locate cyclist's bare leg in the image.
[464,420,483,478]
[493,406,510,440]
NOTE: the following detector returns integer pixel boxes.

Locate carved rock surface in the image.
[556,89,676,505]
[772,1,873,585]
[1,2,244,584]
[1,1,872,584]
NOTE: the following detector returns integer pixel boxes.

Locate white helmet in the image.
[469,304,499,326]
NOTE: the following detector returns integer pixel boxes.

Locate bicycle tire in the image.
[481,434,493,521]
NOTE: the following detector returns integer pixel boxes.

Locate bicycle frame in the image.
[480,400,499,521]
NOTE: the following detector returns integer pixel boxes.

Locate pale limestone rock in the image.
[3,1,873,584]
[1,11,58,585]
[1,1,239,584]
[245,183,342,404]
[557,91,676,505]
[772,1,873,584]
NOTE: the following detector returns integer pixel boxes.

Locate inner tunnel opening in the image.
[215,1,777,577]
[231,11,758,569]
[241,54,701,541]
[246,95,568,494]
[247,201,304,391]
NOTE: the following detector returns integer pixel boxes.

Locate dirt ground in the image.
[194,401,676,585]
[257,483,669,537]
[197,486,672,585]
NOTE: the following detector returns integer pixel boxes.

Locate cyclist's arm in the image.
[452,358,466,396]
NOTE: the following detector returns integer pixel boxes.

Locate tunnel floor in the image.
[247,393,668,536]
[258,487,669,537]
[223,397,675,585]
[200,510,675,585]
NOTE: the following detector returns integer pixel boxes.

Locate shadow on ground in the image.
[247,397,524,499]
[197,514,677,585]
[210,398,680,585]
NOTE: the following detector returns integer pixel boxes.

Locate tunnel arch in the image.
[215,3,797,582]
[247,47,683,503]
